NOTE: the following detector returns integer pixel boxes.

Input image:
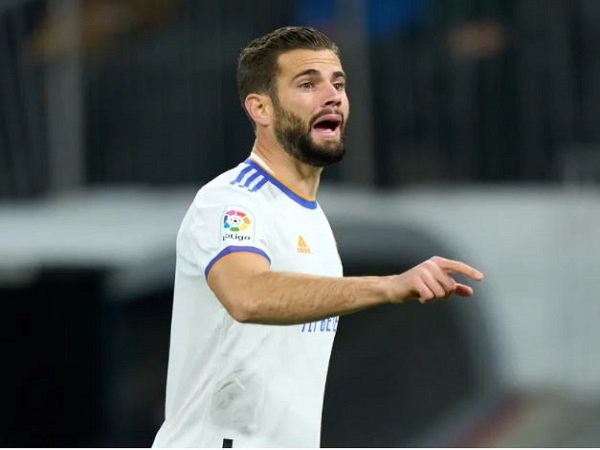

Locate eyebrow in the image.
[291,69,346,82]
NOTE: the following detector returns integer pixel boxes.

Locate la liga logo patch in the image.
[223,209,251,232]
[221,207,255,243]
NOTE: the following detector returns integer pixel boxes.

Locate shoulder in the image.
[190,162,272,216]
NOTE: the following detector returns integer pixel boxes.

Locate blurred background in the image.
[2,0,600,446]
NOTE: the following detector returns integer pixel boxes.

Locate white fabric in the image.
[153,157,342,448]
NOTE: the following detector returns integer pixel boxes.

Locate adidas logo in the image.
[297,235,311,254]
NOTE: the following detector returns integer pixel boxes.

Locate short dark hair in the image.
[237,26,340,113]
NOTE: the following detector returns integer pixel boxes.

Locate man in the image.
[153,26,484,448]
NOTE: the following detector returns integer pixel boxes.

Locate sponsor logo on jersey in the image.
[221,207,254,243]
[300,316,339,333]
[297,235,311,254]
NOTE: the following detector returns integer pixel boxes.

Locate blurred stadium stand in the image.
[3,186,600,446]
[4,0,600,197]
[3,0,600,447]
[0,187,502,446]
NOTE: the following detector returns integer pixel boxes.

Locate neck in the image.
[251,138,323,200]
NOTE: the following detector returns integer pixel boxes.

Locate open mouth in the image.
[312,114,342,137]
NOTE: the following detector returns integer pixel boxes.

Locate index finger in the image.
[434,256,484,280]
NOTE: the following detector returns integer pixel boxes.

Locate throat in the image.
[250,149,321,200]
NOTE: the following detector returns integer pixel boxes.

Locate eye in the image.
[299,81,314,90]
[333,81,345,91]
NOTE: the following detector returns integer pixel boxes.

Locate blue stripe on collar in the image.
[244,159,318,210]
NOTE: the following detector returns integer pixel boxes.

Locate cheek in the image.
[342,98,350,119]
[283,92,316,111]
[290,103,314,121]
[342,93,350,110]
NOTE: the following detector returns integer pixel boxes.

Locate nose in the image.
[322,82,342,108]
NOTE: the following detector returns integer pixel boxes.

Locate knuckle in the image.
[444,276,456,290]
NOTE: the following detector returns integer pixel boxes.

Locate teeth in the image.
[314,127,337,135]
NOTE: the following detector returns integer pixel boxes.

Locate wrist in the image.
[372,275,397,305]
[382,274,410,304]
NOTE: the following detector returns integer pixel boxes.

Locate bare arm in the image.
[207,253,484,325]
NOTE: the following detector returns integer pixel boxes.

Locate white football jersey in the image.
[153,154,342,448]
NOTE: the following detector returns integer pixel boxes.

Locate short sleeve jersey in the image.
[152,155,343,448]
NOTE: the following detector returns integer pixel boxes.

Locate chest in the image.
[267,204,342,277]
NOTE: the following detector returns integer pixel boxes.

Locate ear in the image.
[244,93,272,128]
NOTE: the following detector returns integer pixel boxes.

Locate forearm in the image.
[208,254,483,325]
[218,270,394,325]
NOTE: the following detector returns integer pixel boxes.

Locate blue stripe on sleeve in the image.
[243,170,261,188]
[230,165,254,185]
[250,176,268,192]
[204,246,271,278]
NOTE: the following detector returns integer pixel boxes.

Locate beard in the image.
[272,97,346,168]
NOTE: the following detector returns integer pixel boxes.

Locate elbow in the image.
[228,306,254,323]
[224,296,261,324]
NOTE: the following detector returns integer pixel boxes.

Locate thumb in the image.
[454,283,474,297]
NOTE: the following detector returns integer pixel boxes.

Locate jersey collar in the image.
[246,154,318,210]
